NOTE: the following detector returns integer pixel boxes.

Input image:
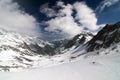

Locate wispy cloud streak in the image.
[96,0,119,12]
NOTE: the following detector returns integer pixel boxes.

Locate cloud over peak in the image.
[73,2,98,31]
[40,1,99,38]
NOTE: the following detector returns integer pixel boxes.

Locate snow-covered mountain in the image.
[87,22,120,52]
[0,21,120,72]
[1,22,120,79]
[54,21,120,61]
[72,22,120,61]
[55,31,93,54]
[0,28,59,71]
[81,21,120,58]
[0,27,93,71]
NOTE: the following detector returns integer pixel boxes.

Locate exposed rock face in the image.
[87,22,120,52]
[0,28,56,71]
[64,32,93,49]
[1,21,120,72]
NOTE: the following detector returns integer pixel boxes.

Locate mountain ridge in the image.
[86,21,120,52]
[0,21,120,71]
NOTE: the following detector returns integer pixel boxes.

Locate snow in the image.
[0,27,120,80]
[0,53,120,80]
[0,29,58,71]
[0,50,19,61]
[95,40,103,44]
[24,36,54,48]
[38,43,46,47]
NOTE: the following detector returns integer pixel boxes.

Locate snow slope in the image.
[0,28,61,71]
[0,53,120,80]
[0,22,120,80]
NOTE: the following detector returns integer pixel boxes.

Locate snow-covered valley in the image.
[0,0,120,79]
[0,53,120,80]
[0,22,120,80]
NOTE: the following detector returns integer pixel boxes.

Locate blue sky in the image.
[13,0,120,24]
[96,1,120,24]
[0,0,120,40]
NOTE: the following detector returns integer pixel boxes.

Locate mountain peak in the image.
[86,21,120,52]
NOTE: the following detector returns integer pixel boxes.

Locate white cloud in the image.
[56,1,64,7]
[58,4,73,16]
[45,16,82,37]
[96,0,119,12]
[73,2,98,31]
[40,3,57,17]
[40,1,99,38]
[44,1,83,37]
[0,0,39,36]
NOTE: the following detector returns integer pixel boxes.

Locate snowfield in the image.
[1,22,120,80]
[0,53,120,80]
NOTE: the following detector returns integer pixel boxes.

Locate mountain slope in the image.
[0,21,120,72]
[57,31,93,54]
[1,53,120,80]
[0,28,61,71]
[57,21,120,60]
[0,29,41,71]
[87,22,120,52]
